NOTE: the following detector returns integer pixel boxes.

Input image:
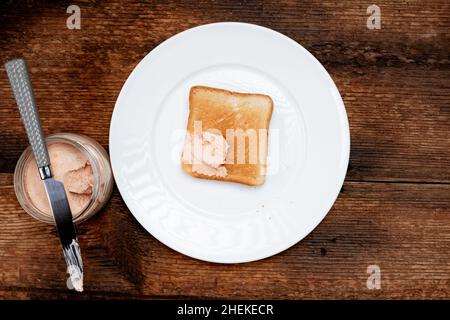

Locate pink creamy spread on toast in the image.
[182,131,229,177]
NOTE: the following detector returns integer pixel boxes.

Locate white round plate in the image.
[110,22,350,263]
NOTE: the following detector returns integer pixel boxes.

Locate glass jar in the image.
[14,132,114,224]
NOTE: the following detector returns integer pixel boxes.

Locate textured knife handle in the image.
[5,59,50,169]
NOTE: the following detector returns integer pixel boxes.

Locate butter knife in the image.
[5,58,84,292]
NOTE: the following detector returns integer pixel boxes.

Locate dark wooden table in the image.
[0,1,448,299]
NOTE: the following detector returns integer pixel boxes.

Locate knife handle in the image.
[5,59,51,176]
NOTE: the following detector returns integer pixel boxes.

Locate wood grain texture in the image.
[0,0,449,299]
[0,174,449,299]
[0,0,448,181]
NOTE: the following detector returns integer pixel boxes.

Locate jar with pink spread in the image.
[14,132,114,224]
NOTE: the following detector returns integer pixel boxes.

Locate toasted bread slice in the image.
[181,86,273,186]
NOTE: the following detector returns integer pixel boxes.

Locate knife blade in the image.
[43,178,83,291]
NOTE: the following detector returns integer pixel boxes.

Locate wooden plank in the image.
[1,66,448,181]
[335,67,450,183]
[0,174,448,299]
[0,1,448,67]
